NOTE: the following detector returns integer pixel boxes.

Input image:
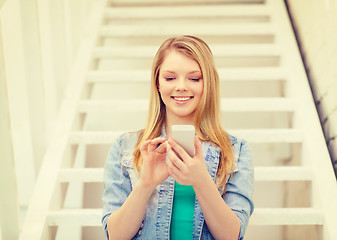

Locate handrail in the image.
[270,0,337,238]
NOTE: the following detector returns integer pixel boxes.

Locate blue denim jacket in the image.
[102,130,254,240]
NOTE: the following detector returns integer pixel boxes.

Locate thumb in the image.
[194,135,203,158]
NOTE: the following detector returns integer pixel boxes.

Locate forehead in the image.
[160,50,201,72]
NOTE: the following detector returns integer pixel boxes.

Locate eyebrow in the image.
[161,70,201,74]
[161,70,175,74]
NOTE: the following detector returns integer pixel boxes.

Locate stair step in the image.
[99,23,274,37]
[93,44,280,59]
[110,0,265,7]
[58,167,313,183]
[254,167,313,181]
[47,208,324,226]
[59,168,103,182]
[229,129,303,143]
[59,168,104,182]
[250,208,324,225]
[105,5,270,19]
[86,67,287,83]
[78,98,296,113]
[48,209,100,226]
[68,129,303,144]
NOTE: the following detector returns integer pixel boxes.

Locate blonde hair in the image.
[133,35,235,187]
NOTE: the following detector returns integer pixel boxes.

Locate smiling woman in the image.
[158,50,204,126]
[102,35,254,240]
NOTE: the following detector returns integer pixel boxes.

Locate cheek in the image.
[157,85,169,100]
[200,85,204,95]
[195,83,204,97]
[157,78,165,92]
[158,80,172,95]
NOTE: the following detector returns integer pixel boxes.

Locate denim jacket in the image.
[102,130,254,240]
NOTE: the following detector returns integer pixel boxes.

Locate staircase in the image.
[20,0,337,239]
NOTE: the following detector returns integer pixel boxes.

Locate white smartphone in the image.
[171,125,195,157]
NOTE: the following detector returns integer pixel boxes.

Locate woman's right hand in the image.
[139,137,169,189]
[107,137,169,239]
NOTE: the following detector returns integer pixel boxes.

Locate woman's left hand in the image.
[167,135,209,187]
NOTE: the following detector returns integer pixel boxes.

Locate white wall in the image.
[286,0,337,174]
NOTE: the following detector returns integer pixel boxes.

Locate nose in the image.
[175,79,188,91]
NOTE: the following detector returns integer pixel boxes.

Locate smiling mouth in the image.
[171,96,193,101]
[171,96,194,104]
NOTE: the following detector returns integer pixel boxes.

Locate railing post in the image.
[63,0,74,69]
[0,0,36,209]
[36,0,59,137]
[0,22,20,240]
[18,0,47,177]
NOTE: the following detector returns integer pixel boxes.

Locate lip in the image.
[171,96,194,104]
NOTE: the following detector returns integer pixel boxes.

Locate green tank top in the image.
[170,181,196,240]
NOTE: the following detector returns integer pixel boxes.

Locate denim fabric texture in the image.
[102,129,254,240]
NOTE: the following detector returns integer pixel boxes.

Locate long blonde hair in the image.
[133,35,235,187]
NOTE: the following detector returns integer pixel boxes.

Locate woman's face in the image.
[157,50,204,124]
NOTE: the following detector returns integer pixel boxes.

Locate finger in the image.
[167,144,185,171]
[168,139,190,161]
[167,144,178,164]
[167,157,181,179]
[140,140,151,153]
[168,168,181,183]
[151,137,167,145]
[168,163,186,185]
[148,138,166,152]
[155,141,167,154]
[194,135,203,158]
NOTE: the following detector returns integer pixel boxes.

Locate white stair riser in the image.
[78,98,296,113]
[109,0,265,7]
[86,67,287,83]
[97,57,280,70]
[68,129,303,144]
[105,5,270,20]
[99,24,275,37]
[102,35,275,47]
[47,208,324,226]
[58,167,313,183]
[93,44,280,59]
[82,112,293,132]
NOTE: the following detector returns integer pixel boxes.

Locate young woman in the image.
[102,35,254,240]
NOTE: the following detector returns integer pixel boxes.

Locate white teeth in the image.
[174,97,190,101]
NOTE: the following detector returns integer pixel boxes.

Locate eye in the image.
[190,78,201,82]
[165,77,175,81]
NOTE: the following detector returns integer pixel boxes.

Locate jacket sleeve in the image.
[223,139,254,240]
[102,135,133,239]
